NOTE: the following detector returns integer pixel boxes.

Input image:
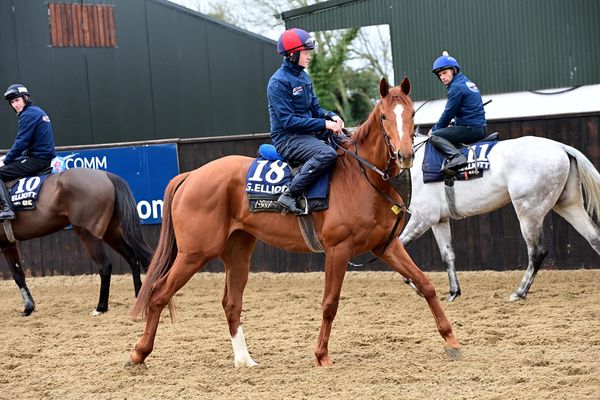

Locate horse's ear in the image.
[379,77,389,98]
[400,76,411,96]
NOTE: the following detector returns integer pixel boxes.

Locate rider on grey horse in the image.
[1,84,57,220]
[428,52,487,175]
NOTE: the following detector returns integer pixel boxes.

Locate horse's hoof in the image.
[123,359,148,370]
[234,359,259,368]
[446,291,461,302]
[444,346,462,361]
[21,307,34,317]
[508,292,525,302]
[314,356,334,367]
[91,309,106,316]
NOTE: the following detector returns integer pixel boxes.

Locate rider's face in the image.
[298,50,312,68]
[437,69,454,86]
[10,97,26,113]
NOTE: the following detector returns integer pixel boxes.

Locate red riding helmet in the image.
[276,28,316,55]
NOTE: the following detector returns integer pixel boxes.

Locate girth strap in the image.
[297,214,325,253]
[2,220,17,244]
[443,177,463,220]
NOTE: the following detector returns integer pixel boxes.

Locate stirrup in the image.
[0,210,16,220]
[277,193,305,215]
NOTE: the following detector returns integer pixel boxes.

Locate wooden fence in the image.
[1,111,599,279]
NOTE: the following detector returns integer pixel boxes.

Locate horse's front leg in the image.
[381,240,461,360]
[398,208,439,296]
[431,220,461,301]
[3,244,35,317]
[315,245,351,367]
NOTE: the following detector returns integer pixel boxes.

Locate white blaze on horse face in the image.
[394,104,405,141]
[230,326,258,367]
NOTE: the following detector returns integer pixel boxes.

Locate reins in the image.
[329,125,406,211]
[328,122,410,267]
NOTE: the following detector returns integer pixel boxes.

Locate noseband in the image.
[379,114,399,180]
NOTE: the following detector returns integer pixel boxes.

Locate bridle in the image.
[328,110,413,266]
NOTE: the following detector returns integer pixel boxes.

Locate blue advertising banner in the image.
[57,144,179,224]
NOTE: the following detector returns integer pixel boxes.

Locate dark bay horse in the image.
[4,168,152,316]
[128,77,461,367]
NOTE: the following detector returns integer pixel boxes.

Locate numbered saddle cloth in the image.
[8,174,51,210]
[423,140,499,183]
[245,157,331,213]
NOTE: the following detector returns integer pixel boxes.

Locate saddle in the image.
[423,132,500,183]
[245,144,331,214]
[7,167,54,211]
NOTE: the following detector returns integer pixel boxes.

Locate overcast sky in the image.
[166,0,282,39]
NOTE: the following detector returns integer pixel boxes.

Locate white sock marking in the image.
[231,326,258,368]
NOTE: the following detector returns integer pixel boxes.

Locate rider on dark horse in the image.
[1,84,57,220]
[267,28,345,214]
[428,52,487,175]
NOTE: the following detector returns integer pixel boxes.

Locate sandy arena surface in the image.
[0,269,599,400]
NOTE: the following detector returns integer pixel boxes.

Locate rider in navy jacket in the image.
[4,104,56,164]
[429,52,487,175]
[1,84,57,220]
[267,28,344,214]
[268,58,337,149]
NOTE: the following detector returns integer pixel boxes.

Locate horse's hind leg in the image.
[510,208,549,302]
[380,240,461,360]
[554,204,600,253]
[220,231,258,367]
[130,252,210,365]
[103,228,142,297]
[75,228,114,315]
[3,244,35,316]
[553,165,600,256]
[431,220,461,302]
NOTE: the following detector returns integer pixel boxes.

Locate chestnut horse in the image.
[128,77,460,367]
[4,168,152,316]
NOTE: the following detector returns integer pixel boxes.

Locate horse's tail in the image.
[561,144,600,221]
[130,171,192,320]
[106,172,153,271]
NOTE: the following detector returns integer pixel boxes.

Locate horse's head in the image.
[377,76,415,171]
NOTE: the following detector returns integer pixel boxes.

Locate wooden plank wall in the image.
[0,112,599,280]
[49,3,116,48]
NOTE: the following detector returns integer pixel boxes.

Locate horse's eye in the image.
[381,114,387,120]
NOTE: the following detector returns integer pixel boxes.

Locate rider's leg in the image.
[428,134,467,174]
[430,126,486,174]
[0,156,52,220]
[0,181,15,220]
[275,135,337,214]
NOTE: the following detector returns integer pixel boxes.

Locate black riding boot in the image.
[277,191,304,215]
[0,181,15,220]
[429,135,468,175]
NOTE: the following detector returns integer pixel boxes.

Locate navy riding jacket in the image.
[5,104,57,163]
[432,73,486,132]
[267,59,337,149]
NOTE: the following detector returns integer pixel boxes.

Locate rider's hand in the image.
[332,115,345,130]
[326,120,343,134]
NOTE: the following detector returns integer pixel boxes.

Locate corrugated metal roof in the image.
[282,0,600,101]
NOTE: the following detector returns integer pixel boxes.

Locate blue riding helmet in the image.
[432,51,461,74]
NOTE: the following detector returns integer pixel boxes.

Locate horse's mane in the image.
[348,104,380,147]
